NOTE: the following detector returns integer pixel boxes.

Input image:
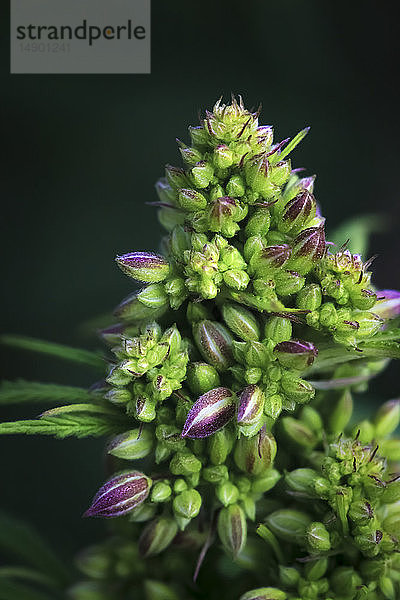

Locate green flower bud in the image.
[381,479,400,504]
[223,268,250,290]
[208,426,235,465]
[138,517,178,557]
[285,468,321,497]
[114,290,168,322]
[234,430,277,475]
[237,385,265,430]
[348,500,374,524]
[274,270,305,296]
[249,245,292,276]
[144,580,179,600]
[173,489,202,520]
[217,481,240,506]
[226,174,246,197]
[137,284,169,309]
[328,389,353,434]
[221,303,260,341]
[136,396,156,422]
[76,545,111,579]
[287,225,326,275]
[165,164,189,189]
[213,144,234,168]
[279,565,300,587]
[379,576,396,600]
[107,428,153,460]
[379,439,400,461]
[105,388,132,405]
[251,469,281,494]
[354,311,384,338]
[306,521,331,553]
[264,316,292,343]
[202,464,229,483]
[239,588,287,600]
[186,300,212,323]
[129,502,157,523]
[296,284,322,310]
[300,405,323,433]
[170,452,202,476]
[351,420,375,444]
[265,509,312,543]
[244,234,266,262]
[349,287,377,310]
[193,320,234,372]
[217,504,247,557]
[274,340,318,370]
[374,400,400,438]
[281,417,318,448]
[280,373,315,404]
[264,393,283,420]
[186,362,221,395]
[191,160,214,188]
[245,207,271,237]
[330,567,362,597]
[68,582,109,600]
[116,252,170,283]
[279,190,316,235]
[178,188,207,211]
[304,557,328,581]
[150,481,172,503]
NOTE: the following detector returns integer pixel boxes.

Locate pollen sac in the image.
[288,225,326,274]
[115,252,170,283]
[193,320,234,372]
[84,471,151,519]
[273,340,318,370]
[279,190,316,235]
[181,387,236,439]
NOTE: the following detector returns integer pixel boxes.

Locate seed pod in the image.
[138,517,178,557]
[173,489,202,519]
[107,428,153,460]
[193,320,234,372]
[186,362,221,395]
[226,174,246,197]
[239,588,287,600]
[169,452,202,476]
[245,207,271,237]
[273,340,318,370]
[234,429,277,475]
[288,225,326,274]
[304,557,328,581]
[274,270,305,296]
[136,396,156,423]
[251,469,281,494]
[306,521,331,553]
[191,160,214,188]
[280,373,315,404]
[114,290,168,322]
[177,188,207,211]
[265,509,312,543]
[181,387,236,439]
[279,566,300,587]
[279,190,316,234]
[281,417,318,448]
[217,504,247,557]
[84,471,151,518]
[137,284,169,309]
[237,385,265,428]
[328,389,353,434]
[105,388,132,406]
[285,468,321,497]
[115,252,170,283]
[151,481,172,503]
[213,144,234,168]
[222,303,260,341]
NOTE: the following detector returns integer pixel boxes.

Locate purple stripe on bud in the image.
[181,387,236,439]
[115,252,170,283]
[193,320,234,372]
[281,190,316,234]
[274,339,318,370]
[237,385,265,426]
[84,471,151,519]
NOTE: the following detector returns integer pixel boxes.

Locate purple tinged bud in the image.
[138,517,178,557]
[280,190,316,234]
[250,245,291,276]
[97,323,125,345]
[193,320,234,372]
[217,504,247,557]
[181,387,236,439]
[374,289,400,319]
[115,252,170,283]
[273,340,318,370]
[288,225,326,274]
[237,385,265,427]
[234,428,277,475]
[84,471,151,518]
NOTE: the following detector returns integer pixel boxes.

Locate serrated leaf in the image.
[0,335,104,369]
[329,214,387,256]
[0,413,128,439]
[0,381,92,406]
[40,403,118,418]
[0,512,70,587]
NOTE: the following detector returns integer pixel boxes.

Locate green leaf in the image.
[40,403,119,418]
[0,380,92,406]
[0,568,56,590]
[0,413,128,439]
[0,512,71,587]
[270,127,310,164]
[0,335,104,370]
[329,214,387,257]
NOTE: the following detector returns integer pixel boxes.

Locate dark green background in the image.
[1,0,399,562]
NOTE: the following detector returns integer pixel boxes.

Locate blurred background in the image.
[1,0,399,563]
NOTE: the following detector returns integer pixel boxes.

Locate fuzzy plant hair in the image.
[2,97,400,600]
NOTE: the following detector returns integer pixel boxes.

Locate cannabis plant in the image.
[1,97,400,600]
